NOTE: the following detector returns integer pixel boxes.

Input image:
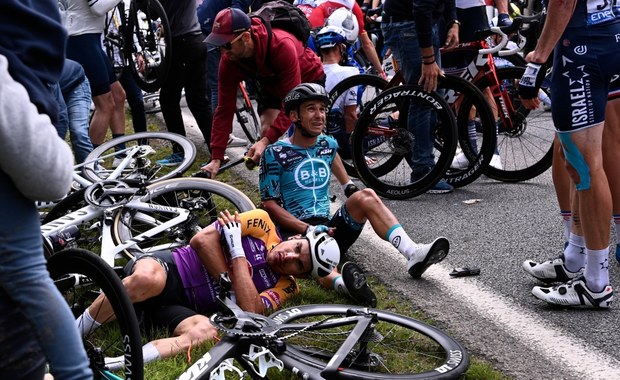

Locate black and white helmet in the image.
[284,83,330,115]
[306,230,340,279]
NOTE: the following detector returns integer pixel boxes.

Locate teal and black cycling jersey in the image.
[259,135,338,220]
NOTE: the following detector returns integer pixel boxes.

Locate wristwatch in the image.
[448,19,461,28]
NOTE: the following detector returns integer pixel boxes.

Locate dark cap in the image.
[206,8,251,46]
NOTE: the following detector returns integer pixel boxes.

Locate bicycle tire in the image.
[111,177,256,258]
[477,66,554,182]
[439,75,497,188]
[235,84,261,144]
[126,0,172,92]
[82,132,196,184]
[351,84,458,199]
[327,74,388,177]
[270,304,469,379]
[47,248,143,380]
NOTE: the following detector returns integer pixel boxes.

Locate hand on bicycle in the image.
[444,24,459,49]
[201,159,220,179]
[246,138,269,164]
[218,210,245,260]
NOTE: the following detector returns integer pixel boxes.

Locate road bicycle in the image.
[37,131,197,219]
[103,0,172,92]
[177,273,470,379]
[47,247,144,380]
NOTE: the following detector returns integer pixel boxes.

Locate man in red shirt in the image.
[201,8,325,178]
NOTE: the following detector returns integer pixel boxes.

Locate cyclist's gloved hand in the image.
[497,13,513,27]
[220,213,245,260]
[305,224,329,235]
[518,62,546,100]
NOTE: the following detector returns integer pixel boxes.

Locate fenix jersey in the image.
[172,209,299,315]
[259,135,339,221]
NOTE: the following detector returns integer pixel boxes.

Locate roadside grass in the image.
[88,111,511,379]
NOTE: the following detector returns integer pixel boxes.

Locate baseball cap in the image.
[206,8,251,47]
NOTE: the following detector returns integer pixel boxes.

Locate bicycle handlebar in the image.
[473,12,545,56]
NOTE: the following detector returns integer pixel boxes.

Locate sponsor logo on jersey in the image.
[561,56,594,128]
[265,289,282,307]
[294,158,331,189]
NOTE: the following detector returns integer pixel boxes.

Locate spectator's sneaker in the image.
[341,262,377,307]
[532,276,613,309]
[450,151,470,170]
[427,180,454,194]
[407,237,449,278]
[227,133,247,147]
[156,153,184,166]
[489,154,503,170]
[522,255,583,283]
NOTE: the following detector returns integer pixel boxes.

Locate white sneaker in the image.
[227,133,247,147]
[450,151,470,170]
[522,255,583,283]
[489,154,503,170]
[532,276,613,308]
[407,237,449,278]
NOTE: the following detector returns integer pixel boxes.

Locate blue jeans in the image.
[120,68,147,134]
[65,78,94,163]
[382,20,440,173]
[0,174,92,380]
[207,46,220,111]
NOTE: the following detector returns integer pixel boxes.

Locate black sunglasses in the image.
[220,33,245,50]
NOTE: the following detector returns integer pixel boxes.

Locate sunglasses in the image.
[220,32,245,50]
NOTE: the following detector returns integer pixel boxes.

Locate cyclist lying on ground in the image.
[259,83,451,298]
[74,208,340,370]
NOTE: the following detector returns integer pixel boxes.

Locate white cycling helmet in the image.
[306,230,340,279]
[325,8,359,44]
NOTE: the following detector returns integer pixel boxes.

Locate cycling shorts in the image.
[550,22,620,132]
[125,251,195,335]
[66,33,116,96]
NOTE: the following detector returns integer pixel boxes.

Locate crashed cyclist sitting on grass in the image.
[259,83,451,307]
[73,209,340,370]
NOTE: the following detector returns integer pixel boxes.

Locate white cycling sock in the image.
[563,233,585,272]
[105,342,161,371]
[332,275,350,296]
[584,248,609,292]
[386,224,417,260]
[560,210,572,243]
[75,309,101,338]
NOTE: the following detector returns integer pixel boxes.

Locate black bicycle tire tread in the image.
[479,66,554,182]
[269,304,469,380]
[47,248,144,380]
[442,75,497,188]
[352,84,458,199]
[82,132,196,183]
[327,74,389,177]
[126,0,172,92]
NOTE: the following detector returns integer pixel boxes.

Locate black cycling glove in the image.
[518,62,547,100]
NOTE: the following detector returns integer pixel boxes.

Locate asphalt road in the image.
[176,103,620,380]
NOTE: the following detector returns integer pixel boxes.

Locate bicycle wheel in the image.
[351,85,458,199]
[235,83,261,144]
[111,177,256,257]
[82,132,196,184]
[439,75,497,188]
[47,248,143,380]
[270,304,469,379]
[125,0,172,92]
[327,74,388,177]
[103,3,127,79]
[477,66,555,182]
